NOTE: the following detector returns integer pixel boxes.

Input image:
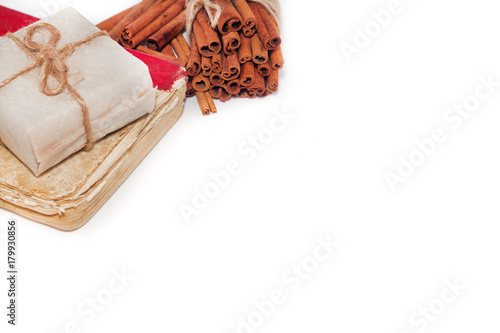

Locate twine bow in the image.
[0,23,108,150]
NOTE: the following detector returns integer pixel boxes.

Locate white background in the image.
[1,0,500,332]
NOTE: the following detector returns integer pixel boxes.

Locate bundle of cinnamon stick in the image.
[97,0,284,115]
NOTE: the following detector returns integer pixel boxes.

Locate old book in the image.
[0,87,186,231]
[0,6,187,230]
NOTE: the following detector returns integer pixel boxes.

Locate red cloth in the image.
[0,5,185,91]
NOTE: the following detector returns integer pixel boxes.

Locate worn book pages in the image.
[0,7,156,176]
[0,82,186,231]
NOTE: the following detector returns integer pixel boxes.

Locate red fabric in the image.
[125,48,186,91]
[0,6,38,34]
[0,5,185,91]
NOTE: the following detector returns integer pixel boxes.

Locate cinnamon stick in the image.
[231,0,257,30]
[185,45,217,114]
[186,35,201,76]
[257,61,270,77]
[222,52,240,81]
[202,56,212,76]
[121,0,176,41]
[97,5,136,32]
[196,92,211,115]
[212,0,243,34]
[177,35,191,56]
[210,73,225,86]
[192,72,211,92]
[238,34,252,63]
[240,61,255,87]
[248,73,265,96]
[169,30,216,113]
[210,85,223,99]
[259,89,269,97]
[122,0,184,48]
[248,2,270,50]
[242,26,255,38]
[224,79,241,95]
[206,91,218,113]
[145,9,186,50]
[212,53,222,73]
[222,31,240,55]
[246,88,257,99]
[250,33,268,64]
[220,88,232,102]
[256,4,281,50]
[161,44,176,58]
[187,81,196,97]
[194,10,222,55]
[136,45,184,65]
[108,0,158,41]
[171,38,188,65]
[192,21,215,57]
[266,69,279,93]
[237,89,249,98]
[269,45,284,70]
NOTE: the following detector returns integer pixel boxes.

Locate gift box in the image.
[0,7,156,176]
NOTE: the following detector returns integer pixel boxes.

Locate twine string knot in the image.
[185,0,281,38]
[0,23,108,150]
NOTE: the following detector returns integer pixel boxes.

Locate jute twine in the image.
[185,0,281,37]
[0,23,108,150]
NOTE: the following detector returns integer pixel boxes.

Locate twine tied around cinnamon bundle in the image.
[0,23,108,150]
[185,0,281,37]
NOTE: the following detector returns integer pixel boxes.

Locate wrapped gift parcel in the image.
[0,7,156,176]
